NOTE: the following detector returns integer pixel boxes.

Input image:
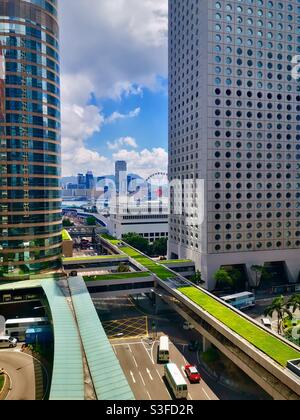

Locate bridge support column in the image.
[202,337,212,352]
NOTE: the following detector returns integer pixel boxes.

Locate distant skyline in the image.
[60,0,168,178]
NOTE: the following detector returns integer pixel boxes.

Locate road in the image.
[245,297,300,332]
[0,348,47,400]
[112,338,218,401]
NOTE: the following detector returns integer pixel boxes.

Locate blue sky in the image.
[88,86,168,159]
[60,0,168,178]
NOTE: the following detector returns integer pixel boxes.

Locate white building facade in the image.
[168,0,300,290]
[107,201,169,243]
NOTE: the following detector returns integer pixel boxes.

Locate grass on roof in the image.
[120,246,175,281]
[63,254,127,262]
[84,272,152,282]
[162,259,193,265]
[62,230,72,241]
[179,286,300,367]
[101,234,121,246]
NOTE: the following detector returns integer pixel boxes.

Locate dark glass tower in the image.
[0,0,62,280]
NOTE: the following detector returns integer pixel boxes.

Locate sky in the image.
[59,0,168,178]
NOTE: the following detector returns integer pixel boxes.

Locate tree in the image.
[117,263,131,273]
[63,218,74,227]
[214,269,234,290]
[151,238,168,257]
[287,294,300,314]
[191,270,205,286]
[264,296,292,334]
[122,233,149,255]
[86,216,97,226]
[250,265,271,289]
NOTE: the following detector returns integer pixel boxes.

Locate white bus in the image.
[5,317,49,342]
[221,292,255,310]
[164,363,188,400]
[158,336,170,362]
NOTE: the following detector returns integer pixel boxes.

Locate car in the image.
[0,336,17,349]
[185,365,201,384]
[183,321,194,331]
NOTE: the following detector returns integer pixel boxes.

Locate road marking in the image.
[132,355,138,368]
[146,368,153,381]
[150,340,157,364]
[139,372,146,386]
[188,393,193,400]
[128,345,133,354]
[112,342,144,347]
[142,340,155,365]
[112,346,117,355]
[202,388,211,400]
[147,391,152,400]
[156,369,164,383]
[130,371,136,384]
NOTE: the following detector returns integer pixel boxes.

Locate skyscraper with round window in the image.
[0,0,62,280]
[169,0,300,290]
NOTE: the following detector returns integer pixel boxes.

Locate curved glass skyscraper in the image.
[0,0,62,280]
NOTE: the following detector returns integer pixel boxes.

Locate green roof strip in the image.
[68,276,135,401]
[62,229,72,241]
[63,254,127,262]
[84,272,152,282]
[179,286,300,367]
[0,279,85,401]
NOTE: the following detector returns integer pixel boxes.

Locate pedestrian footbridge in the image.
[101,235,300,400]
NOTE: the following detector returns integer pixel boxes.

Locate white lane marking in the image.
[150,341,156,364]
[146,368,153,381]
[15,351,49,401]
[139,372,146,386]
[128,345,133,354]
[156,369,163,383]
[202,388,212,400]
[4,371,13,401]
[113,342,143,347]
[147,391,152,400]
[112,346,117,355]
[141,340,155,365]
[188,394,193,400]
[130,371,136,384]
[132,355,138,368]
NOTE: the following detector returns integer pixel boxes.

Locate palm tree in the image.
[264,296,293,334]
[287,294,300,314]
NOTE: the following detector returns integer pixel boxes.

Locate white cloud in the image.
[105,107,141,124]
[113,147,168,178]
[60,0,168,177]
[107,137,138,151]
[60,0,168,99]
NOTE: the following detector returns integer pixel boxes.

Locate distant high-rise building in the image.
[168,0,300,290]
[86,171,95,190]
[77,173,86,190]
[0,0,62,280]
[115,161,127,194]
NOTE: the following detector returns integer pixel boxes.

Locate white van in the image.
[158,336,170,363]
[261,318,272,329]
[0,336,17,349]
